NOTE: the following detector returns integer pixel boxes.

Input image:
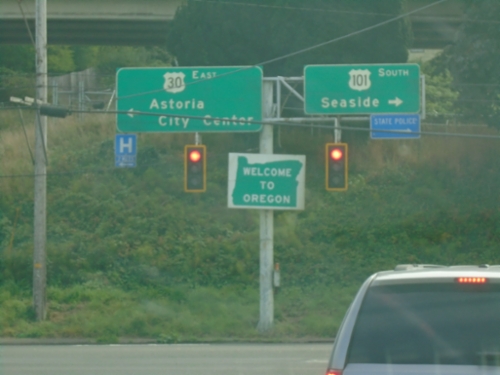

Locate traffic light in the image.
[326,143,348,191]
[184,145,206,192]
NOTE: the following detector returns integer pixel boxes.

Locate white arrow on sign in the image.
[127,109,134,118]
[391,129,414,133]
[388,97,403,107]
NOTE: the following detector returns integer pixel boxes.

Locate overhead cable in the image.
[117,0,450,101]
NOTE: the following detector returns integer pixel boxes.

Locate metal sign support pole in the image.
[421,75,426,120]
[257,80,274,332]
[52,79,58,105]
[335,117,341,143]
[33,0,47,321]
[78,80,84,121]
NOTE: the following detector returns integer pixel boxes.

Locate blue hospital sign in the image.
[115,134,137,167]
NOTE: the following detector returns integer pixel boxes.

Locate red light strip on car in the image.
[457,277,488,284]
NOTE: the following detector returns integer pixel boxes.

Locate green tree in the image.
[0,45,76,102]
[95,46,172,75]
[166,0,411,76]
[0,45,75,74]
[72,46,100,71]
[0,67,34,103]
[47,46,76,74]
[94,46,172,85]
[0,46,36,102]
[448,0,500,127]
[421,57,459,121]
[0,45,35,73]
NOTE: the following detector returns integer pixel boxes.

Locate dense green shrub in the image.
[1,120,500,292]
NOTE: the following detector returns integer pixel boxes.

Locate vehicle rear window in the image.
[347,282,500,365]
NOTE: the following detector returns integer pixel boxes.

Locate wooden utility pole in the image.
[33,0,47,321]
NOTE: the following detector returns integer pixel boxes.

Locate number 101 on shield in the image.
[349,69,372,91]
[304,64,420,115]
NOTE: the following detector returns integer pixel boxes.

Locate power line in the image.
[1,109,499,180]
[453,83,500,87]
[5,95,500,110]
[22,107,500,138]
[191,0,401,17]
[4,64,500,90]
[117,0,450,101]
[1,114,499,180]
[5,81,500,96]
[2,101,500,133]
[3,105,500,139]
[0,128,497,180]
[191,0,500,25]
[15,0,36,48]
[0,160,169,180]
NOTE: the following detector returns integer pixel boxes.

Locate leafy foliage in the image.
[47,46,76,73]
[448,0,500,127]
[0,45,75,74]
[94,46,173,76]
[0,45,75,102]
[72,46,100,72]
[167,0,411,76]
[1,112,500,338]
[0,67,35,103]
[0,45,172,104]
[0,46,36,73]
[1,117,500,292]
[421,59,459,121]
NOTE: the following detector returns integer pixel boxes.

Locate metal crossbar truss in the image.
[263,75,426,143]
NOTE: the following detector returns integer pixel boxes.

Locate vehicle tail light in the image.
[326,369,342,375]
[456,277,488,284]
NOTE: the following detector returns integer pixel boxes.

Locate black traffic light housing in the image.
[184,145,206,193]
[326,143,348,191]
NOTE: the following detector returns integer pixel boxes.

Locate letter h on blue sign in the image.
[115,134,137,155]
[115,134,137,168]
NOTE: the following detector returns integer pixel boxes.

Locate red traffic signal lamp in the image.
[184,145,206,192]
[326,143,348,191]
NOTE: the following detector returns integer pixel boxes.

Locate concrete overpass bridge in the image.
[0,0,182,45]
[0,0,464,48]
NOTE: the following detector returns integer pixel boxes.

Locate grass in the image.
[1,112,498,194]
[1,113,500,340]
[0,283,356,341]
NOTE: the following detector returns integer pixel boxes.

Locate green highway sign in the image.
[116,67,262,133]
[228,153,306,210]
[304,64,420,115]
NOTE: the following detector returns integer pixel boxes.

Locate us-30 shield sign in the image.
[163,72,186,94]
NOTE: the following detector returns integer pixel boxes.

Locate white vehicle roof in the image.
[374,264,500,284]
